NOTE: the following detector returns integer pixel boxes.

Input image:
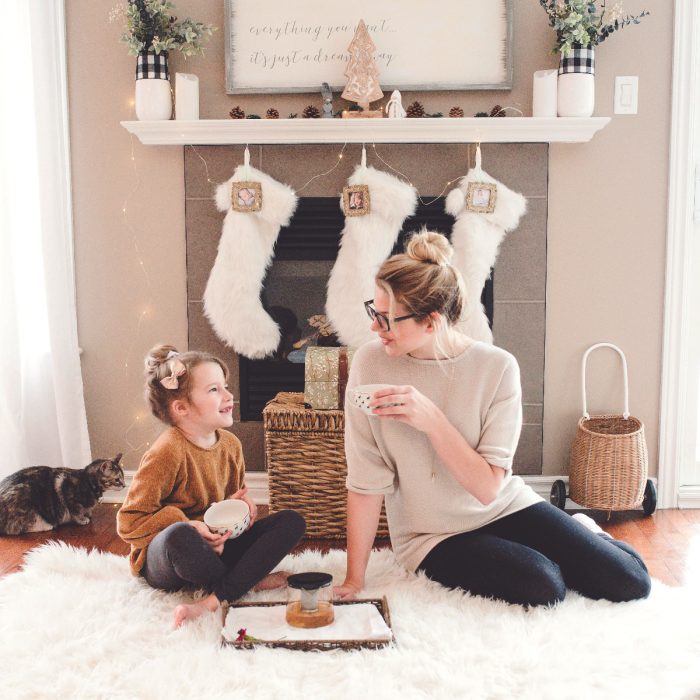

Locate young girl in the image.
[118,345,305,628]
[335,231,651,607]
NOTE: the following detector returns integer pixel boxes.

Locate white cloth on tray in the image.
[223,603,392,642]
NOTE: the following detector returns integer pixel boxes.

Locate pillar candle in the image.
[175,73,199,120]
[532,69,558,118]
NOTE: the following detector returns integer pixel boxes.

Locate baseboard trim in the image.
[101,470,271,505]
[678,485,700,509]
[102,471,662,512]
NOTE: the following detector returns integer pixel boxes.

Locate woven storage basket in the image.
[569,343,648,510]
[263,392,389,538]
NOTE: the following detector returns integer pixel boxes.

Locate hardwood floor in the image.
[1,505,699,587]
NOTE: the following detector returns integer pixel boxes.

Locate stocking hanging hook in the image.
[243,145,252,179]
[475,142,483,174]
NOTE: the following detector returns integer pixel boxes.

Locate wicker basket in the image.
[568,343,648,511]
[263,392,390,538]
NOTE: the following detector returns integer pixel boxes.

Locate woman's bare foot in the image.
[173,593,220,629]
[253,570,291,591]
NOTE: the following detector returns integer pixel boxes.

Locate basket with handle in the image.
[568,343,648,510]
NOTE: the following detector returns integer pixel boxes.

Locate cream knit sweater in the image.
[344,340,542,573]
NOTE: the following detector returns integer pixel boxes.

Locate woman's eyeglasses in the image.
[364,300,417,332]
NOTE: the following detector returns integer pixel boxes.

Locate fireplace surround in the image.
[185,143,547,474]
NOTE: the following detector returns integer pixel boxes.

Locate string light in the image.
[370,143,463,207]
[189,144,218,185]
[189,142,350,197]
[119,131,160,462]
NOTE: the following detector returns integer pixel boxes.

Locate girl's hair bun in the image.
[144,344,179,375]
[405,229,453,266]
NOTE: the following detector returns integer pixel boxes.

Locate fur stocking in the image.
[326,165,417,348]
[203,165,298,359]
[445,167,527,344]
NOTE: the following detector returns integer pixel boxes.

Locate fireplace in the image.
[238,196,494,420]
[185,143,546,474]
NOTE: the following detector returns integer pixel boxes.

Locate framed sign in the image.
[224,0,513,94]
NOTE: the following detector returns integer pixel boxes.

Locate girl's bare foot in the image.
[173,593,220,629]
[253,570,291,591]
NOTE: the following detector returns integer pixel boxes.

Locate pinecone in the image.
[474,111,489,118]
[265,107,280,119]
[406,101,425,118]
[229,105,245,119]
[449,106,464,118]
[490,105,506,117]
[302,105,320,119]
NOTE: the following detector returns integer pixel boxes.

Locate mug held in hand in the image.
[351,384,403,416]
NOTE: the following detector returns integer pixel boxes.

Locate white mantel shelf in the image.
[120,117,610,145]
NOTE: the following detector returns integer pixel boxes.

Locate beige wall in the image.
[66,1,671,476]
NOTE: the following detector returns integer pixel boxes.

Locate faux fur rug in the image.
[1,543,699,700]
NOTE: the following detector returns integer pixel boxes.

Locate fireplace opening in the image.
[239,196,494,420]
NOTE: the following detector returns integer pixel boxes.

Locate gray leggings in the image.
[142,510,305,603]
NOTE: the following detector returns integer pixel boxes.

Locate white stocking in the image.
[445,167,527,344]
[326,165,417,348]
[203,165,298,359]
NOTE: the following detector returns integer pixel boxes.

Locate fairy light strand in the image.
[188,144,217,185]
[120,132,159,458]
[370,144,462,207]
[295,142,348,194]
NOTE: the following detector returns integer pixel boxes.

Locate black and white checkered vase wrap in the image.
[559,46,595,75]
[136,52,169,80]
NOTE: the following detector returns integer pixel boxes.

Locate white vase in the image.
[135,79,172,120]
[134,52,172,121]
[557,45,595,118]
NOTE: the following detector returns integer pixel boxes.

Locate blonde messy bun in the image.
[405,230,453,266]
[375,230,465,330]
[144,344,229,426]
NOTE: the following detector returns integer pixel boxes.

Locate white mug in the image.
[351,384,400,415]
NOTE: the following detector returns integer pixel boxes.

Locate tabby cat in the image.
[0,454,125,535]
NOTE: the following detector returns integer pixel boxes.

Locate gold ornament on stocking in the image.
[341,19,383,119]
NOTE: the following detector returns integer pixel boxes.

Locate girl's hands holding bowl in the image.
[369,385,442,434]
[228,486,257,526]
[188,519,230,555]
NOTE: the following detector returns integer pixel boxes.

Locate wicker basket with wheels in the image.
[550,343,656,516]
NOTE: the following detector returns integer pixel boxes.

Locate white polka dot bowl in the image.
[203,499,250,539]
[351,384,399,416]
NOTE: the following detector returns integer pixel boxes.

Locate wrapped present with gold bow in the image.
[304,346,355,410]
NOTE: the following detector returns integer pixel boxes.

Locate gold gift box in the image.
[304,346,355,410]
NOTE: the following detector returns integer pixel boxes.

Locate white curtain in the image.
[0,0,91,478]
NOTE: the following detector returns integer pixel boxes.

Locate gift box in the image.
[304,346,355,410]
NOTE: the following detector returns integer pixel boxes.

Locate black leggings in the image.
[418,502,651,607]
[142,510,305,603]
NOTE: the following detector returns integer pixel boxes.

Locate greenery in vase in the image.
[110,0,215,57]
[539,1,649,56]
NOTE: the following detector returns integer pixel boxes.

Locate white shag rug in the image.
[1,543,700,700]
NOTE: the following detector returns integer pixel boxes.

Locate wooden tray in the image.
[221,597,393,651]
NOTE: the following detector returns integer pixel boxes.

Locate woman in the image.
[335,231,650,607]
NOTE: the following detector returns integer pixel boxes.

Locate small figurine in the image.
[385,90,406,118]
[321,82,334,119]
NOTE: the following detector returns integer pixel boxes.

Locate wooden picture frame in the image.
[343,185,370,216]
[224,0,513,94]
[231,181,263,212]
[465,182,497,214]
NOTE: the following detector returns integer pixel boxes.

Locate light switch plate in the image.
[614,76,639,114]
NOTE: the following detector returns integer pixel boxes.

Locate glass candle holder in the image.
[285,572,334,629]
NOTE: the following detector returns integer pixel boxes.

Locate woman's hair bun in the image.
[405,229,453,266]
[144,344,179,375]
